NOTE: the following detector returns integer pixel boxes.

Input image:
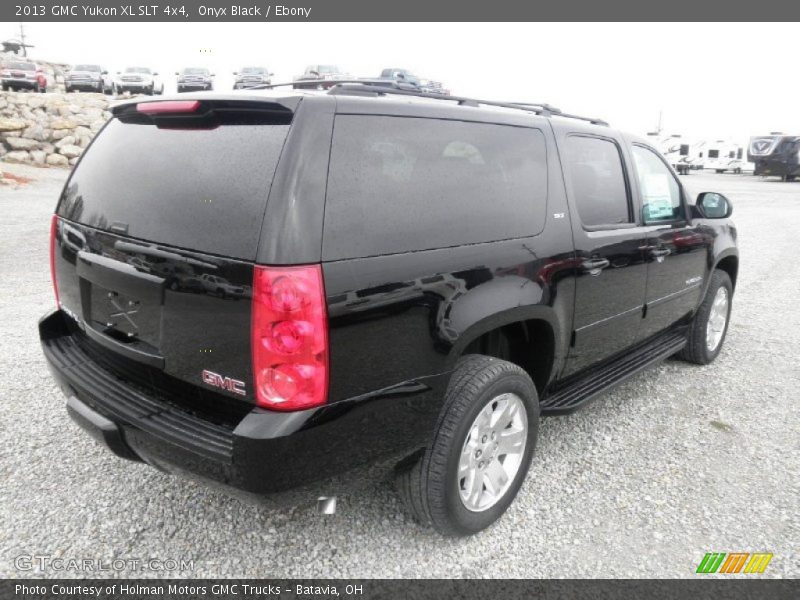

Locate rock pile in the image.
[0,90,112,168]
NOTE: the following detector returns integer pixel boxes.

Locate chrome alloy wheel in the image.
[457,392,527,512]
[706,286,729,352]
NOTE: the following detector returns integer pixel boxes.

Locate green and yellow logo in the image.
[696,552,773,574]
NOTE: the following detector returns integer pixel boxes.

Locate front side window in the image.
[563,136,631,227]
[631,145,684,224]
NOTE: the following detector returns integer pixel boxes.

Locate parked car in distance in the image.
[233,66,273,89]
[379,67,422,87]
[176,67,214,92]
[1,60,51,92]
[419,79,450,95]
[293,64,347,89]
[65,64,113,94]
[198,274,245,298]
[41,88,738,537]
[115,67,163,95]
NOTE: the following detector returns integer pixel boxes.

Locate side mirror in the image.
[116,71,121,74]
[696,192,733,219]
[309,70,320,78]
[396,72,406,81]
[210,73,215,77]
[269,72,275,77]
[153,72,159,76]
[174,72,179,75]
[233,71,238,75]
[101,70,108,75]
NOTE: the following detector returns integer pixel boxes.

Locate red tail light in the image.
[252,265,328,411]
[50,215,60,307]
[136,100,200,115]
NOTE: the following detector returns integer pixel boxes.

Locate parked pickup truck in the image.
[40,87,738,536]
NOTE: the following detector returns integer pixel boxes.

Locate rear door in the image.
[52,99,293,407]
[559,132,649,376]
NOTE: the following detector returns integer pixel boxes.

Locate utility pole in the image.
[19,22,27,57]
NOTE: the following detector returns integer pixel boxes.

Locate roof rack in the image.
[250,79,609,126]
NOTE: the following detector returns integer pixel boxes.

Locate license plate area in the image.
[87,285,161,350]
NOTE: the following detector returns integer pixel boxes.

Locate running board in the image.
[541,331,687,415]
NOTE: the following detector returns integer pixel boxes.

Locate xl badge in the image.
[202,370,246,396]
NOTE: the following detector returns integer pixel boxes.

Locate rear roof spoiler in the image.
[112,97,297,126]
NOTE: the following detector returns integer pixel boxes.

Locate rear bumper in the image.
[40,310,441,506]
[754,159,800,177]
[2,78,38,89]
[117,83,150,91]
[66,81,102,90]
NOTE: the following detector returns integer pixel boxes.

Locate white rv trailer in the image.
[646,133,706,175]
[703,140,755,173]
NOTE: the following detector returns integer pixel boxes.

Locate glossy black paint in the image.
[41,90,738,502]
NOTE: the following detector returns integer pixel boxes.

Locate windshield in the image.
[125,67,151,74]
[241,67,266,74]
[315,65,339,74]
[74,64,101,72]
[7,62,35,71]
[181,68,208,75]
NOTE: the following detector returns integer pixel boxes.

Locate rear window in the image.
[323,115,548,260]
[57,118,289,260]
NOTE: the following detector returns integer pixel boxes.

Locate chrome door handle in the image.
[650,248,671,258]
[582,258,610,275]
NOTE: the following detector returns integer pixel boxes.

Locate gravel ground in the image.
[0,165,797,579]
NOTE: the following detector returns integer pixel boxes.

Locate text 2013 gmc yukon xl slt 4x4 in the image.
[40,86,738,536]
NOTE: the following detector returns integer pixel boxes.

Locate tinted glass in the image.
[563,136,630,227]
[631,145,683,223]
[8,62,35,70]
[324,115,548,259]
[57,118,290,260]
[74,64,101,72]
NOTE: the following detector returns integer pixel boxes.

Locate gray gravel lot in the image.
[0,165,797,579]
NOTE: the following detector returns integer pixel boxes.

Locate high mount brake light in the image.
[252,265,329,411]
[50,215,60,307]
[136,100,200,115]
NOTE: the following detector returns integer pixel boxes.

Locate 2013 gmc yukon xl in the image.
[40,87,738,536]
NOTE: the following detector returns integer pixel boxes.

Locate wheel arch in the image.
[714,253,739,290]
[445,306,561,396]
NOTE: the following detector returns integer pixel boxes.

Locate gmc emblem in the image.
[202,369,246,396]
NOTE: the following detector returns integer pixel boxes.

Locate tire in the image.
[396,354,539,536]
[33,83,40,93]
[678,270,733,365]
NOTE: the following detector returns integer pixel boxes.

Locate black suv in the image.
[40,86,738,536]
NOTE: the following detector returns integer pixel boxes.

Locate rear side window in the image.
[563,135,630,227]
[57,118,290,260]
[323,115,548,259]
